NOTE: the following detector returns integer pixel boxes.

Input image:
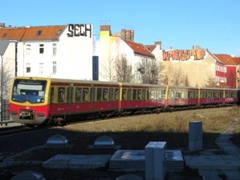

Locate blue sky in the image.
[1,0,239,56]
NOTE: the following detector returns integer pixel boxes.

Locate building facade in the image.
[95,25,156,83]
[0,24,94,81]
[0,23,239,90]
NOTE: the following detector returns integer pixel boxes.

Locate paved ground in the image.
[185,118,240,180]
[1,119,240,179]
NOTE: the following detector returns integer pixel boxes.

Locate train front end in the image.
[9,77,50,125]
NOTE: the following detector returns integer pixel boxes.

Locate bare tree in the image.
[0,65,12,100]
[114,55,133,82]
[138,57,160,84]
[159,62,190,86]
[184,75,190,87]
[205,76,219,87]
[100,57,115,81]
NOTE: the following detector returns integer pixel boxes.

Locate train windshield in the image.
[11,79,47,104]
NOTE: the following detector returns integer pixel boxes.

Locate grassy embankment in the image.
[66,106,240,150]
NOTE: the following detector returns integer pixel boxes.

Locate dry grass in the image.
[61,106,240,150]
[67,106,237,134]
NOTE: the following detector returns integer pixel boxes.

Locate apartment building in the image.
[0,24,94,81]
[95,25,156,83]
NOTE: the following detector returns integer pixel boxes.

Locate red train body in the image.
[9,77,238,126]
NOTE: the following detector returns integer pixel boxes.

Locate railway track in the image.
[0,124,37,137]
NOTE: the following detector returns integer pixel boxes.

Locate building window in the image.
[39,44,44,54]
[224,67,227,73]
[53,43,57,56]
[26,44,31,55]
[237,68,240,74]
[52,61,57,74]
[36,30,42,36]
[26,63,31,73]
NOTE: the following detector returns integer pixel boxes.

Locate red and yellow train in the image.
[9,76,238,126]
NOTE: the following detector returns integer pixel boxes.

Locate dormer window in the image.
[36,30,42,36]
[2,33,7,37]
[56,30,61,35]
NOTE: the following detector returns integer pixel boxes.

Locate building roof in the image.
[0,28,26,40]
[125,40,155,58]
[0,26,66,41]
[214,54,240,65]
[146,45,156,52]
[0,40,10,55]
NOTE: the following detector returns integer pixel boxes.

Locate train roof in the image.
[12,77,237,90]
[13,77,165,88]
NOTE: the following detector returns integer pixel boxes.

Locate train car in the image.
[199,87,238,107]
[165,86,200,110]
[9,77,121,125]
[119,82,166,114]
[9,76,239,126]
[9,77,166,126]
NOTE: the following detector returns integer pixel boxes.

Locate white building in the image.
[0,24,94,81]
[95,25,156,83]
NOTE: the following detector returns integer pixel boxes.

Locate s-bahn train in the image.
[9,76,238,126]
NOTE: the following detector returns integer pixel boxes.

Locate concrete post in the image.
[189,121,203,151]
[145,141,166,180]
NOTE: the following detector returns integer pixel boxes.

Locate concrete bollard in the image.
[188,121,203,151]
[145,141,166,180]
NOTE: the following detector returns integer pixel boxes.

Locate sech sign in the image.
[67,24,92,38]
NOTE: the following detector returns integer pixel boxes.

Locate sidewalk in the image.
[185,118,240,180]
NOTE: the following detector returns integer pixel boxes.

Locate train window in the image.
[97,88,103,101]
[75,88,82,102]
[133,89,137,100]
[220,91,223,98]
[161,90,166,99]
[188,91,194,99]
[58,87,65,103]
[200,91,206,98]
[90,88,95,102]
[149,89,156,100]
[50,87,54,104]
[115,89,120,101]
[67,87,73,103]
[142,89,146,100]
[146,89,150,100]
[213,91,219,98]
[176,91,182,99]
[225,91,229,98]
[122,89,127,100]
[168,90,173,99]
[128,89,131,100]
[103,88,109,101]
[137,89,142,100]
[194,91,198,98]
[109,88,113,101]
[82,88,89,102]
[233,92,237,98]
[207,91,213,98]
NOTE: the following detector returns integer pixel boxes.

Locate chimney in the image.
[155,41,162,50]
[121,29,134,42]
[0,23,5,28]
[100,25,111,31]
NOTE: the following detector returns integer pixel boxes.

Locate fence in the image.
[0,100,9,122]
